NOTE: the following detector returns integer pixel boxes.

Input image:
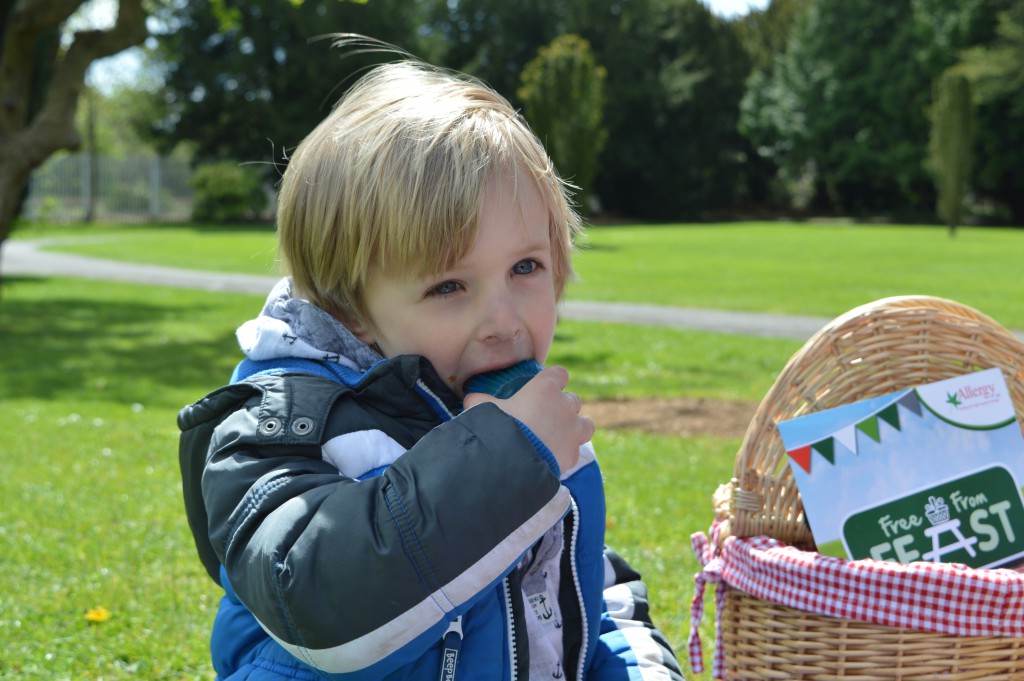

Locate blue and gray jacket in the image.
[177,279,682,680]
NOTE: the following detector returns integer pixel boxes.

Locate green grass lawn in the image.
[571,222,1024,328]
[23,220,1024,329]
[1,272,766,679]
[14,222,282,276]
[0,278,256,680]
[3,220,1021,679]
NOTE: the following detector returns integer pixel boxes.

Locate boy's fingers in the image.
[539,365,570,389]
[462,392,496,409]
[579,415,595,444]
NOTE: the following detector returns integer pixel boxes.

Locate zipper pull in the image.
[439,615,463,681]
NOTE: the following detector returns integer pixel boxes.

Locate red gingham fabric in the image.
[688,523,1024,679]
[688,526,727,677]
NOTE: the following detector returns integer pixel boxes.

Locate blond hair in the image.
[277,60,581,327]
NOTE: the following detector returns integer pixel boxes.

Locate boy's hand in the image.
[464,366,593,473]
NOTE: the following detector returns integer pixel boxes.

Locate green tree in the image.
[742,1,942,213]
[588,0,751,218]
[734,0,808,75]
[958,1,1024,107]
[733,0,809,206]
[428,0,564,102]
[434,0,754,219]
[928,70,974,235]
[518,35,607,216]
[956,0,1024,221]
[144,0,761,220]
[740,0,1013,217]
[0,0,148,280]
[78,79,178,160]
[146,0,437,170]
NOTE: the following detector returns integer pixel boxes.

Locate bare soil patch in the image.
[584,397,756,438]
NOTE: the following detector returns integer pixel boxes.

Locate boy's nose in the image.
[479,291,521,343]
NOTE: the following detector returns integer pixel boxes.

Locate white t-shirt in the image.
[520,523,566,680]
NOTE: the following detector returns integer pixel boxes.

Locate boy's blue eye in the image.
[429,280,460,296]
[512,259,537,275]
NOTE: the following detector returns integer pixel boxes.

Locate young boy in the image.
[178,57,682,681]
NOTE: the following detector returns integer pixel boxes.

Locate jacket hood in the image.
[237,277,382,372]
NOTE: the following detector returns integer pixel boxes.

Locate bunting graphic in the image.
[878,403,901,430]
[788,445,812,473]
[833,425,858,456]
[856,416,880,443]
[897,390,923,416]
[811,438,835,464]
[785,391,923,474]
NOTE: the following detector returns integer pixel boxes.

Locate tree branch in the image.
[8,0,83,34]
[25,0,148,161]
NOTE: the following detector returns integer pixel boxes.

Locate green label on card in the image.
[842,466,1024,568]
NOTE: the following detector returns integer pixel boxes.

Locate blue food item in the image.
[463,359,543,398]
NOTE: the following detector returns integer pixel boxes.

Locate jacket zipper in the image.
[503,576,519,680]
[438,615,463,681]
[414,378,456,422]
[567,501,588,681]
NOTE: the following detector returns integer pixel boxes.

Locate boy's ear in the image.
[351,325,375,346]
[327,303,375,345]
[344,315,376,346]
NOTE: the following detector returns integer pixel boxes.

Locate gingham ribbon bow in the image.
[687,530,727,679]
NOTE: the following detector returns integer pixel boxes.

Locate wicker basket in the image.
[713,295,1024,680]
[720,593,1024,680]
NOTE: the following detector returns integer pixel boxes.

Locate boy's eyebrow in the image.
[525,228,553,251]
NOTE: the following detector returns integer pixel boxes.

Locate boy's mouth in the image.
[462,360,523,387]
[462,359,543,397]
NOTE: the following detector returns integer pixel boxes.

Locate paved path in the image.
[4,238,1020,342]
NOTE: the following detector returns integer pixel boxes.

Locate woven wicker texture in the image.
[725,295,1024,546]
[722,590,1024,680]
[717,296,1024,679]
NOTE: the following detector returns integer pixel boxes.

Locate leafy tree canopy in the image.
[146,0,437,169]
[740,0,1013,215]
[111,0,1024,222]
[145,0,756,221]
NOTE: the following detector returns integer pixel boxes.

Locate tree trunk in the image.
[0,160,31,303]
[0,158,33,264]
[0,0,147,284]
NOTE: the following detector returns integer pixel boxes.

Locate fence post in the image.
[81,153,92,222]
[149,156,161,219]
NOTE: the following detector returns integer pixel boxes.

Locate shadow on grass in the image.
[0,277,246,409]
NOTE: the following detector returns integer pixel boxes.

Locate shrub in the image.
[190,161,266,222]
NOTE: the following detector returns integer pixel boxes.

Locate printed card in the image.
[777,367,1024,568]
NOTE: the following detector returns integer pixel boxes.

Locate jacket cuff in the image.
[511,418,561,478]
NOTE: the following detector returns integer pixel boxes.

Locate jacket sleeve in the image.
[184,375,572,676]
[587,547,684,681]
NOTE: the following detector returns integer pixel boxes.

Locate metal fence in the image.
[23,153,195,223]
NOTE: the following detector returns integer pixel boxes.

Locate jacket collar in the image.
[237,277,383,372]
